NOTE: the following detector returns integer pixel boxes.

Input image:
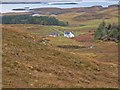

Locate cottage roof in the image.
[64,32,71,34]
[50,32,59,35]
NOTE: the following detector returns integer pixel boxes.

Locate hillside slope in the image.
[2,25,118,88]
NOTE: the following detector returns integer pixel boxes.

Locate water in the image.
[0,2,118,13]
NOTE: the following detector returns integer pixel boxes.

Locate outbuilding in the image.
[64,32,74,38]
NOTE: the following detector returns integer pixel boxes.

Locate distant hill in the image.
[31,4,118,15]
[2,4,118,27]
[1,2,46,4]
[48,2,78,5]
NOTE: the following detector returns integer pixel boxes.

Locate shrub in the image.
[94,21,119,42]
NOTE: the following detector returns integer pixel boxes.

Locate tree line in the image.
[94,21,120,42]
[1,15,68,26]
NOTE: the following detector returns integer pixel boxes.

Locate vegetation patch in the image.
[2,15,68,26]
[94,21,120,42]
[57,45,87,49]
[74,13,111,21]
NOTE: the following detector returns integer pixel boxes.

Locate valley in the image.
[2,4,119,88]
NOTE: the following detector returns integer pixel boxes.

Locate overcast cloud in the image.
[1,0,79,2]
[0,0,119,3]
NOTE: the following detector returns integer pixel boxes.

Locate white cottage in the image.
[32,14,40,17]
[64,32,74,38]
[24,7,30,12]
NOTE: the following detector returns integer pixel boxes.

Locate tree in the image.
[1,15,68,26]
[94,21,119,42]
[94,21,106,39]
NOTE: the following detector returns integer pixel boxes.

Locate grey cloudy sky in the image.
[0,0,119,2]
[0,0,109,2]
[1,0,78,2]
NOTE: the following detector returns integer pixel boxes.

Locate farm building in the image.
[24,7,30,12]
[32,14,41,17]
[49,32,59,37]
[32,14,47,17]
[64,32,74,38]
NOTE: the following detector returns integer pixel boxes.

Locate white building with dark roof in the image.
[64,32,74,38]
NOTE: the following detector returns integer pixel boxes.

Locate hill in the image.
[2,4,119,88]
[2,24,118,88]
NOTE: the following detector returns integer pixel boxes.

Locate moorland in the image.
[2,4,119,88]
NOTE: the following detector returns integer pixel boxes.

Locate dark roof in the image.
[50,32,59,35]
[64,32,70,34]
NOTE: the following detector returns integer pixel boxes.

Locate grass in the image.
[56,12,85,26]
[2,23,118,88]
[2,6,119,88]
[49,36,80,46]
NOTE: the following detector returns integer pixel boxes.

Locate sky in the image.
[1,0,78,2]
[0,0,119,5]
[0,0,119,2]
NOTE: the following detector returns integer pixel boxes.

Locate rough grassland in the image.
[2,5,119,88]
[2,24,118,88]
